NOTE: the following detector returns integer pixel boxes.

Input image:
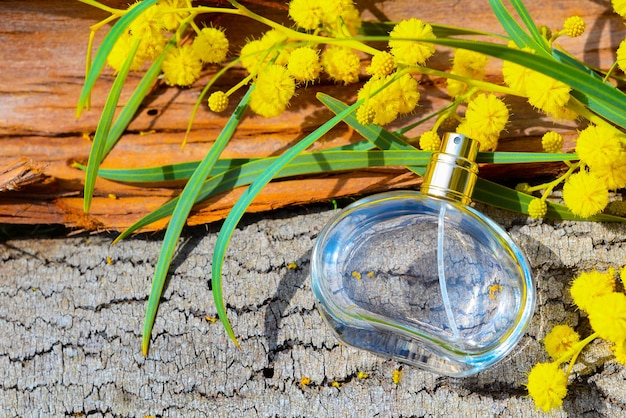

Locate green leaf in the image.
[104,146,578,243]
[76,0,158,118]
[488,0,550,56]
[82,158,254,182]
[84,37,141,212]
[88,141,378,184]
[507,0,545,49]
[88,150,575,183]
[210,94,365,345]
[139,86,254,356]
[103,42,171,156]
[476,152,578,164]
[552,49,603,82]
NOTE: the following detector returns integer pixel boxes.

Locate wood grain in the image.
[0,0,622,231]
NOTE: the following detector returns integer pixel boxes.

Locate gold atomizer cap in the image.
[420,132,479,205]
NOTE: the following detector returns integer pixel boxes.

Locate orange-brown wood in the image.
[0,0,622,232]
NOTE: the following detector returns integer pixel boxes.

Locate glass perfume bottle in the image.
[310,132,535,377]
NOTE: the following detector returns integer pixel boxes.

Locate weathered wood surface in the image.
[1,2,625,417]
[1,0,622,231]
[1,205,625,416]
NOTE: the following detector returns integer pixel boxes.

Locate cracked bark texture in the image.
[1,205,625,417]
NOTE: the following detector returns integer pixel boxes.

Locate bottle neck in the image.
[420,132,479,206]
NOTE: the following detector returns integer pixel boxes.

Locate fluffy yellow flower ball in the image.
[562,171,609,218]
[356,104,375,126]
[388,18,436,66]
[249,64,295,118]
[321,46,361,84]
[356,74,419,125]
[588,292,626,343]
[192,27,229,64]
[563,16,585,38]
[419,131,441,151]
[288,0,322,30]
[541,131,564,153]
[526,72,571,119]
[575,124,625,170]
[526,362,568,412]
[464,93,509,137]
[162,45,202,87]
[366,51,396,78]
[456,93,508,151]
[287,47,320,83]
[543,324,580,360]
[570,268,616,313]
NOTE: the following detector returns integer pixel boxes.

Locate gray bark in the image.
[0,205,625,417]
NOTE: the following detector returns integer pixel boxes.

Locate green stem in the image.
[555,332,600,376]
[529,160,580,198]
[84,14,119,111]
[410,65,521,96]
[548,30,566,49]
[602,61,619,84]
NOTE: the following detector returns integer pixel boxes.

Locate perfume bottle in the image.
[310,132,535,377]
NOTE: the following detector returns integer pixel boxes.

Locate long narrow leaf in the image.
[508,0,545,49]
[77,0,158,117]
[210,94,364,344]
[88,150,576,183]
[488,0,550,56]
[91,159,255,182]
[552,49,604,81]
[476,152,577,164]
[97,148,578,242]
[140,86,254,356]
[104,42,172,156]
[92,141,378,185]
[84,37,141,212]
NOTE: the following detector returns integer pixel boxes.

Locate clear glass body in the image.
[311,191,535,377]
